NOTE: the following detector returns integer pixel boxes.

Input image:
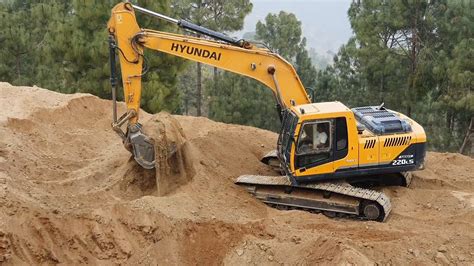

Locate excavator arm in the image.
[107,2,311,169]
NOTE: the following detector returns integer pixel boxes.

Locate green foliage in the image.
[255,10,317,89]
[208,10,319,132]
[316,0,473,153]
[256,11,302,60]
[0,0,42,85]
[172,0,252,31]
[208,72,280,131]
[171,0,253,116]
[0,0,186,114]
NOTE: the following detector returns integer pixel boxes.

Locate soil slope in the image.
[0,83,473,265]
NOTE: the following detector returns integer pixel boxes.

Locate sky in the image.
[236,0,353,54]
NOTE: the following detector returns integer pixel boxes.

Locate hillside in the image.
[0,83,473,265]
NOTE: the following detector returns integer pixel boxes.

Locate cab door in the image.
[294,119,334,174]
[278,111,299,174]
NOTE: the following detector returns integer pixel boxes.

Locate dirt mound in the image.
[1,82,473,265]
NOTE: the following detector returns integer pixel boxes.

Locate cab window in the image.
[297,121,331,154]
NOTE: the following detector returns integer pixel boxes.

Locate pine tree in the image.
[171,0,252,116]
[0,0,39,85]
[208,11,317,131]
[208,72,280,131]
[0,0,188,114]
[319,0,473,153]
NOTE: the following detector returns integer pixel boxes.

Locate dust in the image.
[1,82,473,265]
[143,113,195,196]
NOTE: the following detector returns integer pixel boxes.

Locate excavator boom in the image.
[107,2,310,169]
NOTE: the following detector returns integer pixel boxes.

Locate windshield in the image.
[278,110,298,164]
[297,121,331,154]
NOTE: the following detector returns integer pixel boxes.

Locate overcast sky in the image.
[237,0,353,54]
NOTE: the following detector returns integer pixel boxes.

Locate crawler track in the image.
[236,175,391,222]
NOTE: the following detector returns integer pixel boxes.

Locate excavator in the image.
[107,3,426,222]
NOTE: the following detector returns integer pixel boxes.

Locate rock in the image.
[438,245,448,253]
[434,252,450,265]
[236,248,244,256]
[291,236,301,244]
[257,243,268,251]
[414,250,420,257]
[268,255,274,261]
[408,248,420,257]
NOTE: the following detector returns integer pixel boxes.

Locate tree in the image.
[315,38,367,106]
[0,0,46,85]
[0,0,187,114]
[208,11,318,131]
[431,1,473,152]
[319,0,473,153]
[208,72,280,131]
[256,11,302,60]
[256,11,317,89]
[171,0,252,116]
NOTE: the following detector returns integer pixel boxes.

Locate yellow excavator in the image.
[107,3,426,221]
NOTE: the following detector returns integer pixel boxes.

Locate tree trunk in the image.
[184,96,189,115]
[407,6,418,118]
[446,110,452,133]
[213,67,218,92]
[16,53,21,81]
[196,62,202,116]
[380,73,385,103]
[459,117,473,154]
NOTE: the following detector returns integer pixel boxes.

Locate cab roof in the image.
[291,101,351,116]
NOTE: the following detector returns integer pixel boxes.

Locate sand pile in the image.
[0,82,473,265]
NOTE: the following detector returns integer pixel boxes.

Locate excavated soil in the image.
[0,82,473,265]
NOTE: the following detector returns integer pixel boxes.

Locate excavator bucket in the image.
[127,127,155,169]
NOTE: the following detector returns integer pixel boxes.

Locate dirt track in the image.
[0,82,473,265]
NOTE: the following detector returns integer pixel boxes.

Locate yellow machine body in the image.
[282,102,426,183]
[107,2,426,184]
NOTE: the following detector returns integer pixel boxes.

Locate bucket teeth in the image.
[127,127,155,169]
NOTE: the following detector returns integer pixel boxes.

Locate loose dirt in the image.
[0,82,473,265]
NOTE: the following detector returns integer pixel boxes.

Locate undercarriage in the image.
[237,151,412,222]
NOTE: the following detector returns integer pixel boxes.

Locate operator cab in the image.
[277,102,352,180]
[277,101,426,183]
